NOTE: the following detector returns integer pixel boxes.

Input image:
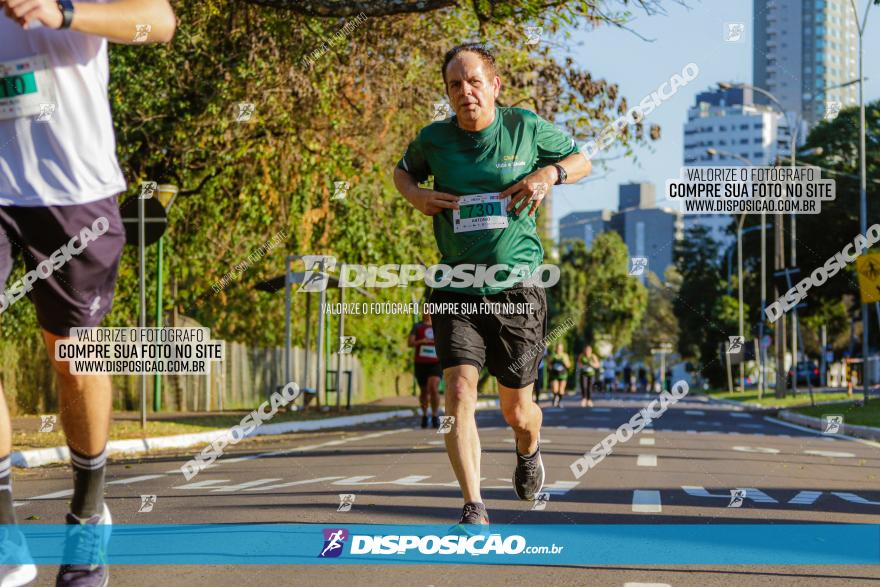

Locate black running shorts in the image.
[0,196,126,336]
[414,362,443,387]
[429,284,547,389]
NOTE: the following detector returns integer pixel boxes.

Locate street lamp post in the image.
[708,148,766,394]
[719,82,799,398]
[848,0,873,404]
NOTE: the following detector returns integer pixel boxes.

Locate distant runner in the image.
[576,344,600,407]
[409,310,441,428]
[547,342,571,408]
[393,43,591,525]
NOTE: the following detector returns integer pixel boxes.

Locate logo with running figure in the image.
[724,22,745,42]
[236,102,256,123]
[432,102,451,121]
[36,103,56,122]
[333,181,350,200]
[337,494,355,512]
[629,257,648,276]
[339,336,356,354]
[138,494,157,513]
[824,101,841,121]
[133,24,152,43]
[437,416,455,434]
[139,181,157,200]
[728,489,747,508]
[532,492,550,510]
[319,528,348,558]
[726,336,744,354]
[822,414,844,435]
[38,415,56,433]
[298,256,337,293]
[524,26,543,45]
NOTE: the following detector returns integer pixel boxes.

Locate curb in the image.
[776,410,880,442]
[11,398,502,469]
[702,394,861,412]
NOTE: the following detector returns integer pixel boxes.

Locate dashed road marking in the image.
[637,455,657,467]
[639,438,655,446]
[730,412,752,419]
[684,410,705,416]
[732,446,780,454]
[632,490,662,513]
[804,449,855,458]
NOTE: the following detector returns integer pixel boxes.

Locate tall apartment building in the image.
[753,0,858,126]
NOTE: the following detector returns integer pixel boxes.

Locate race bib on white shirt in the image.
[452,193,510,233]
[0,55,56,120]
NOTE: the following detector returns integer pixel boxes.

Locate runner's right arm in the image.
[393,131,459,216]
[393,168,459,216]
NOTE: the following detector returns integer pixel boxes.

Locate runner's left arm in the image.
[502,114,591,216]
[2,0,176,44]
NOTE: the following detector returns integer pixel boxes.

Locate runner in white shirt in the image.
[0,1,175,586]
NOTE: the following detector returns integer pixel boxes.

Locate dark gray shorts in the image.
[0,196,126,336]
[429,284,547,389]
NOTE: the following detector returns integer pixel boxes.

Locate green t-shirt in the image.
[397,106,579,295]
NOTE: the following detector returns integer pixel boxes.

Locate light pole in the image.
[720,82,800,398]
[848,0,873,404]
[708,148,768,393]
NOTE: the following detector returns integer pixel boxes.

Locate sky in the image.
[549,0,880,239]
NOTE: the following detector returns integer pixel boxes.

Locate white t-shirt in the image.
[0,5,126,207]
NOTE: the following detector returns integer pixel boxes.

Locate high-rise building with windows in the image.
[753,0,858,126]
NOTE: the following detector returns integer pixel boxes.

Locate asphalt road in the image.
[12,392,880,586]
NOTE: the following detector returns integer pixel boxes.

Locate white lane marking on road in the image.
[173,479,231,490]
[804,449,855,458]
[106,474,166,485]
[632,490,662,513]
[244,476,346,491]
[639,438,655,446]
[730,413,752,419]
[590,408,612,412]
[738,423,764,429]
[331,476,381,485]
[642,429,654,435]
[543,481,579,495]
[637,455,657,467]
[831,492,880,506]
[788,491,823,505]
[763,416,880,449]
[27,489,73,500]
[503,438,552,444]
[732,446,780,454]
[210,479,282,493]
[685,430,697,434]
[682,486,777,503]
[685,410,705,416]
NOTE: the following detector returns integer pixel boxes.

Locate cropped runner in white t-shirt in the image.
[0,2,175,586]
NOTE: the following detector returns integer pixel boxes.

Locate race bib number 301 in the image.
[0,55,56,120]
[453,193,510,233]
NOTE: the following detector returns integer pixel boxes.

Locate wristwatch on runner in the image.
[57,0,75,29]
[552,163,567,185]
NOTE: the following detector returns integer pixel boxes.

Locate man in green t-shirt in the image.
[393,43,591,525]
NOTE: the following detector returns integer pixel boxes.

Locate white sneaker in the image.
[0,527,37,587]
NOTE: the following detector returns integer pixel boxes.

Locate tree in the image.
[630,267,680,364]
[674,225,727,384]
[580,232,648,353]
